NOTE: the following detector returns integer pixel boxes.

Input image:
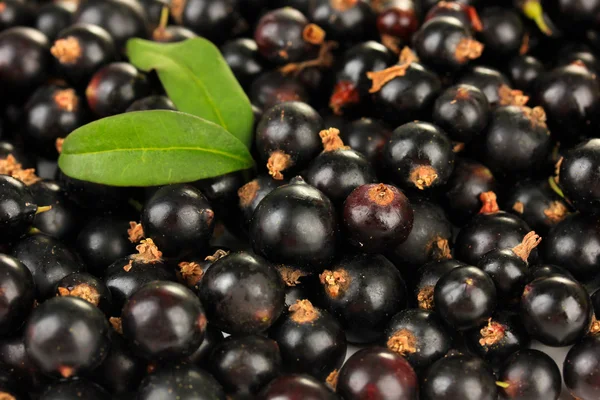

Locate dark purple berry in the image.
[564,333,600,400]
[0,254,35,336]
[498,349,561,400]
[137,363,226,400]
[257,374,338,400]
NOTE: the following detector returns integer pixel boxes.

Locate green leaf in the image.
[58,110,254,187]
[126,37,254,147]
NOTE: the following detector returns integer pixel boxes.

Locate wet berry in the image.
[318,253,407,343]
[343,183,413,253]
[25,296,110,379]
[39,379,110,400]
[251,177,338,270]
[257,374,338,400]
[269,299,346,380]
[137,363,225,400]
[0,254,34,336]
[414,259,466,311]
[564,333,600,400]
[199,251,285,334]
[521,275,592,346]
[209,335,282,397]
[384,308,451,371]
[498,349,561,400]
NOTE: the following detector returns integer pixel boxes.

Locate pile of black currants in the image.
[1,0,600,399]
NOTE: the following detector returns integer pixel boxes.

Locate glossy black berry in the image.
[339,118,391,165]
[251,177,338,270]
[209,335,281,397]
[318,253,407,343]
[152,25,198,43]
[39,379,110,400]
[435,265,497,330]
[171,0,242,45]
[414,259,466,311]
[564,333,600,400]
[378,0,419,42]
[187,323,224,368]
[306,0,376,44]
[542,213,600,280]
[199,251,285,334]
[479,8,524,59]
[142,184,215,257]
[25,297,110,379]
[221,38,265,89]
[424,1,482,32]
[432,84,490,143]
[0,175,44,244]
[75,0,149,50]
[421,353,498,400]
[0,27,50,102]
[508,55,545,92]
[238,175,285,227]
[558,139,600,214]
[384,308,451,371]
[0,254,34,336]
[137,363,225,400]
[336,347,418,400]
[269,299,346,380]
[458,66,511,107]
[121,281,206,360]
[126,95,176,112]
[343,183,413,253]
[55,272,112,315]
[521,275,592,346]
[387,198,453,271]
[0,332,47,390]
[498,349,561,400]
[255,102,323,180]
[29,180,80,241]
[257,374,338,400]
[35,3,73,42]
[12,234,84,300]
[250,70,310,110]
[528,263,575,282]
[0,0,34,31]
[536,62,600,143]
[58,170,132,211]
[86,62,151,117]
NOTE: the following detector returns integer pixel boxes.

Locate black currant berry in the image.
[55,272,112,315]
[0,175,46,244]
[250,70,310,110]
[435,265,497,330]
[39,379,110,400]
[171,0,242,45]
[424,1,482,32]
[0,333,47,391]
[25,297,110,379]
[479,8,524,59]
[137,363,225,400]
[564,333,600,400]
[251,177,338,270]
[318,253,407,343]
[465,312,530,366]
[199,251,285,334]
[384,308,451,371]
[339,118,391,165]
[177,249,229,293]
[35,3,73,41]
[458,65,511,107]
[126,95,176,112]
[421,353,498,400]
[498,349,561,400]
[221,38,265,89]
[432,84,490,143]
[0,0,34,31]
[305,128,377,205]
[86,62,151,117]
[0,254,34,336]
[335,347,418,400]
[414,259,466,311]
[307,0,376,44]
[257,374,338,400]
[209,335,281,397]
[508,55,545,92]
[121,281,206,360]
[75,0,149,50]
[187,323,224,368]
[152,25,198,43]
[528,263,575,282]
[557,139,600,214]
[58,170,132,211]
[378,0,419,43]
[255,102,323,180]
[269,299,346,380]
[29,180,80,241]
[238,175,285,227]
[12,234,84,300]
[343,183,413,253]
[142,184,215,257]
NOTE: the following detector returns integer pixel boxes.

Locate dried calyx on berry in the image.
[367,47,418,93]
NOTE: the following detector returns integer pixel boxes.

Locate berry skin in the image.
[498,349,561,400]
[424,1,482,32]
[208,335,282,397]
[465,312,530,367]
[318,253,407,343]
[414,259,467,311]
[187,323,224,368]
[50,23,117,88]
[121,281,206,360]
[86,62,151,117]
[479,8,524,59]
[0,27,50,102]
[307,0,376,44]
[30,180,80,241]
[0,0,34,31]
[58,170,132,211]
[152,25,198,43]
[340,118,391,165]
[421,353,498,400]
[458,66,511,107]
[434,265,497,330]
[342,183,413,253]
[521,276,592,346]
[542,213,600,280]
[141,184,215,257]
[221,38,265,89]
[12,234,84,300]
[75,0,149,50]
[238,175,285,227]
[126,95,176,112]
[432,84,490,144]
[564,333,600,400]
[250,70,310,110]
[255,102,323,180]
[377,0,419,42]
[0,254,35,336]
[0,175,43,244]
[257,374,338,400]
[39,379,110,400]
[137,363,226,400]
[25,297,110,379]
[528,263,575,282]
[0,333,47,391]
[508,55,545,92]
[336,347,418,400]
[413,16,484,72]
[558,139,600,214]
[251,177,338,270]
[56,272,113,315]
[171,0,242,45]
[384,308,451,371]
[269,299,346,380]
[198,251,285,334]
[35,3,74,42]
[76,217,135,276]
